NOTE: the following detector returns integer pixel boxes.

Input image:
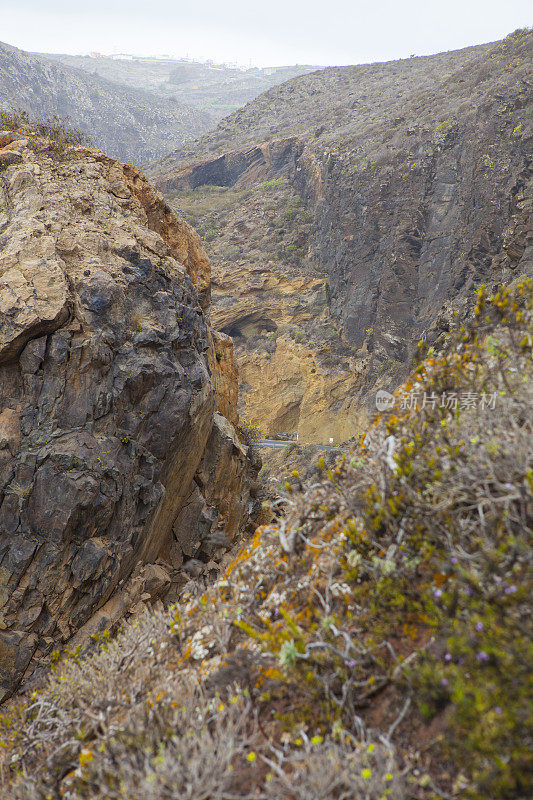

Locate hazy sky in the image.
[1,0,531,66]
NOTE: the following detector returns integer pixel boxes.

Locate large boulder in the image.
[170,412,261,565]
[0,138,257,698]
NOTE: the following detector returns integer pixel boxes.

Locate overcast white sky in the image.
[0,0,531,66]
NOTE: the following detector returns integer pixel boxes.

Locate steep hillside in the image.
[147,30,533,443]
[150,41,492,167]
[42,53,321,120]
[0,128,259,699]
[0,41,212,164]
[3,275,531,800]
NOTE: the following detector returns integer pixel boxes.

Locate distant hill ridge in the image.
[39,52,322,121]
[0,40,212,164]
[148,39,496,172]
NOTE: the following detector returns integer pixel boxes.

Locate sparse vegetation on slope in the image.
[3,279,531,800]
[0,40,212,163]
[0,109,90,151]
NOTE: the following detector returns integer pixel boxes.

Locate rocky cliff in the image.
[147,30,533,443]
[0,41,212,164]
[0,132,259,699]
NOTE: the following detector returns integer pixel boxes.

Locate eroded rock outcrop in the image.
[0,135,258,698]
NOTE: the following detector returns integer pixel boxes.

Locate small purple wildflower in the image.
[505,584,518,594]
[450,556,458,565]
[444,653,452,662]
[504,482,514,490]
[441,678,449,686]
[475,622,484,631]
[476,651,489,662]
[495,706,502,715]
[433,588,442,599]
[348,659,356,668]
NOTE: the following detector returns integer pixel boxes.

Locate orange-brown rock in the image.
[238,337,369,443]
[121,162,211,309]
[207,329,239,426]
[162,178,370,443]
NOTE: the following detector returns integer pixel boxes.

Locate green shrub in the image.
[282,207,298,221]
[0,109,90,151]
[283,442,298,458]
[258,177,285,191]
[238,418,264,445]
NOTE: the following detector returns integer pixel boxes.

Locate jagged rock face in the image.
[157,175,368,443]
[169,412,260,565]
[207,330,239,426]
[148,30,533,443]
[155,138,303,195]
[210,245,366,441]
[0,136,257,698]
